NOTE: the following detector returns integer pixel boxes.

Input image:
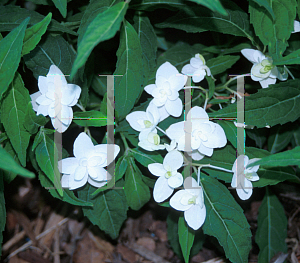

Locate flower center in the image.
[259,59,274,74]
[79,158,88,167]
[144,120,152,128]
[244,171,253,180]
[152,134,160,145]
[188,195,197,205]
[165,171,172,179]
[196,130,208,142]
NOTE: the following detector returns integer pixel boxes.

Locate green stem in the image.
[120,132,130,152]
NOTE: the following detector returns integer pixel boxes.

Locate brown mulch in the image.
[1,178,300,263]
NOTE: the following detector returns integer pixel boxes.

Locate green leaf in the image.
[71,2,128,79]
[249,0,296,59]
[38,172,93,207]
[178,215,195,263]
[131,148,163,167]
[156,42,207,73]
[0,6,76,35]
[24,102,48,134]
[130,0,185,10]
[114,20,144,120]
[215,120,237,148]
[209,79,300,128]
[200,174,252,263]
[245,147,300,186]
[1,72,31,166]
[207,76,215,99]
[0,144,34,178]
[0,174,5,256]
[78,182,128,239]
[273,48,300,65]
[3,141,19,183]
[24,34,77,79]
[0,18,29,99]
[268,124,293,153]
[0,133,7,144]
[246,128,267,148]
[133,13,157,85]
[206,55,240,76]
[188,0,227,15]
[77,0,121,44]
[167,211,205,261]
[249,0,275,20]
[203,43,252,55]
[115,156,128,181]
[22,13,52,56]
[35,130,63,196]
[51,0,67,18]
[73,111,107,127]
[248,146,300,168]
[255,188,287,262]
[156,2,253,39]
[124,158,150,210]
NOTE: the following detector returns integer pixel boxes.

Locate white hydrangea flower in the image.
[148,150,183,202]
[59,132,120,190]
[231,155,260,200]
[166,106,226,160]
[241,49,288,88]
[138,130,165,152]
[30,65,81,133]
[144,62,187,118]
[126,103,160,133]
[170,176,206,230]
[181,53,211,83]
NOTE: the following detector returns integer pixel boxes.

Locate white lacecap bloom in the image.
[126,103,160,133]
[241,49,288,88]
[59,132,120,190]
[181,53,211,83]
[231,155,260,200]
[138,130,165,152]
[148,150,183,202]
[166,106,226,160]
[144,62,187,118]
[170,176,206,230]
[30,65,81,133]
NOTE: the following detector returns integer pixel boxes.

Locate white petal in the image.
[88,166,108,180]
[249,172,259,182]
[247,158,260,172]
[165,98,182,117]
[74,165,87,181]
[168,172,183,188]
[93,144,120,166]
[167,89,179,101]
[241,49,265,64]
[190,57,203,68]
[187,106,208,122]
[47,65,68,86]
[62,84,81,106]
[153,176,174,202]
[166,121,185,142]
[36,95,52,106]
[231,173,237,188]
[232,155,249,174]
[144,84,156,95]
[168,74,188,91]
[184,177,201,196]
[38,76,48,94]
[61,174,70,188]
[126,111,148,131]
[259,78,276,88]
[292,20,300,33]
[269,67,279,79]
[146,103,161,125]
[148,163,165,177]
[87,178,108,188]
[51,117,69,133]
[184,204,206,230]
[170,190,192,211]
[156,62,179,79]
[30,91,42,112]
[56,105,72,126]
[236,179,253,200]
[202,123,227,148]
[69,172,88,190]
[188,150,204,161]
[181,64,196,75]
[157,105,170,122]
[163,150,183,171]
[58,157,78,174]
[73,132,95,159]
[198,144,213,156]
[192,68,206,83]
